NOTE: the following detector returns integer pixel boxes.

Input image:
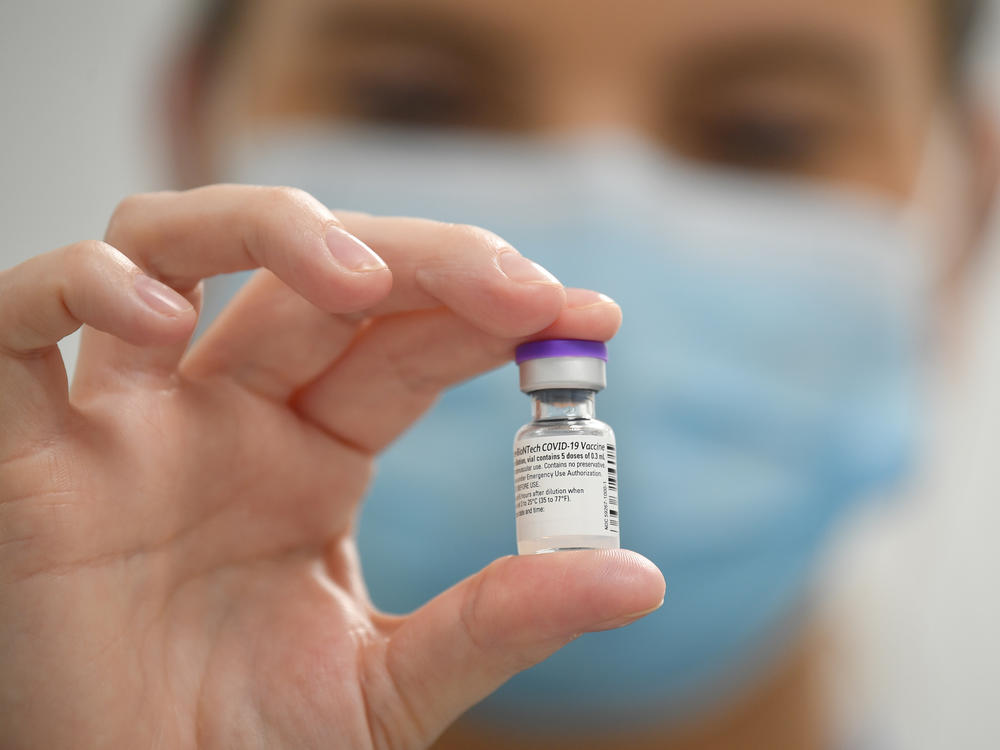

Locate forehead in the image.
[258,0,936,64]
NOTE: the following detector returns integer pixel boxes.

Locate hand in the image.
[0,185,665,749]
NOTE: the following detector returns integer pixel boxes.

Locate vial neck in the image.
[531,389,596,421]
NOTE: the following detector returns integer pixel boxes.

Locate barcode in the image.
[606,443,618,528]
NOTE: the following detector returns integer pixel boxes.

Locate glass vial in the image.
[513,339,619,555]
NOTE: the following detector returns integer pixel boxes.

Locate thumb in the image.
[381,549,665,746]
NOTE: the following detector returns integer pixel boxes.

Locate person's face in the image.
[199,0,953,200]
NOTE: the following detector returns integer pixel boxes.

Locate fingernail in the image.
[590,599,664,632]
[134,275,193,317]
[568,289,616,309]
[497,251,561,286]
[325,225,387,273]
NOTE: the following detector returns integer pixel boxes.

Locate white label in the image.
[513,436,618,540]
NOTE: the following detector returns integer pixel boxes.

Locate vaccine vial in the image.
[513,339,619,555]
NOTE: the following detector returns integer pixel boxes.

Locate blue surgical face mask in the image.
[219,126,932,727]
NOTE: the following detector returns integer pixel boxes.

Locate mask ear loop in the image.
[899,111,981,292]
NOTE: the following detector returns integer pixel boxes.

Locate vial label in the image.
[513,436,619,541]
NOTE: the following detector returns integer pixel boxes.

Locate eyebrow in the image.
[303,4,522,79]
[668,33,884,105]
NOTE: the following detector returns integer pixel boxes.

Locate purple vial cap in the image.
[515,339,608,364]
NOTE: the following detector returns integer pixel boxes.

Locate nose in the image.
[527,64,653,139]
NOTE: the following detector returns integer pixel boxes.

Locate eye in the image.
[665,77,863,176]
[684,111,837,170]
[340,69,483,127]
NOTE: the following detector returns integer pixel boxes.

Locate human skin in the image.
[0,185,665,749]
[168,0,994,748]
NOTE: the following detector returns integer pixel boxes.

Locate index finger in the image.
[104,185,392,313]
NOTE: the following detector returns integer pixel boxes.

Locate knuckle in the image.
[259,185,324,215]
[459,557,507,653]
[451,221,501,244]
[458,574,493,655]
[60,241,135,284]
[64,239,115,269]
[249,187,335,266]
[460,557,539,673]
[105,191,174,246]
[447,222,511,255]
[106,192,148,238]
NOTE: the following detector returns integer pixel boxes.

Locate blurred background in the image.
[2,1,1000,747]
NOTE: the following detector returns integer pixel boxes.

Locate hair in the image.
[939,0,983,78]
[194,0,245,69]
[194,0,985,84]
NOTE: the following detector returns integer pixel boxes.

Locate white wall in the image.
[1,2,999,748]
[1,1,184,259]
